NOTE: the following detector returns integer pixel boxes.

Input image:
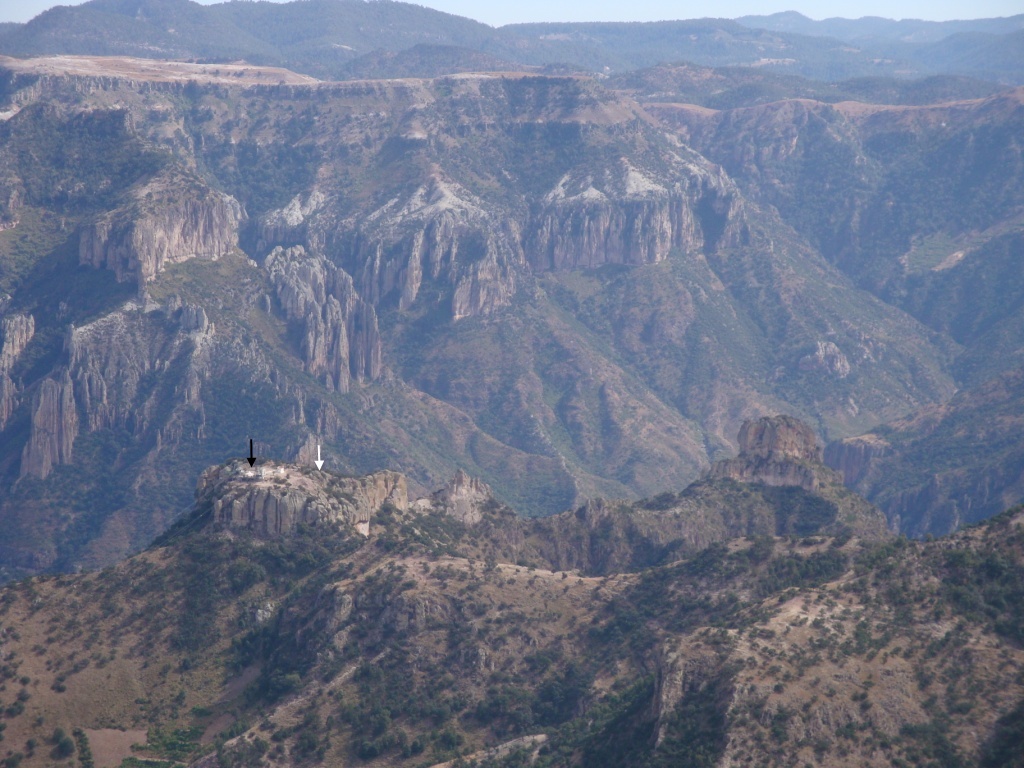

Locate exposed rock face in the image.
[527,161,740,271]
[799,340,852,378]
[79,174,244,285]
[20,369,78,480]
[824,434,891,487]
[651,640,725,748]
[178,303,209,334]
[264,245,382,391]
[426,469,496,525]
[711,415,823,490]
[737,415,821,462]
[198,460,407,536]
[0,313,33,429]
[0,313,34,371]
[68,300,201,434]
[319,175,521,321]
[309,158,739,321]
[256,189,325,253]
[824,369,1024,536]
[0,374,16,430]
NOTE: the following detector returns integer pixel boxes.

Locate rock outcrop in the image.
[321,174,521,320]
[0,374,16,430]
[0,312,33,429]
[799,340,852,379]
[527,160,740,271]
[0,313,34,371]
[824,434,891,487]
[264,245,382,392]
[68,299,203,435]
[423,469,496,525]
[80,172,243,286]
[20,369,78,480]
[711,415,823,490]
[198,460,407,537]
[256,189,325,254]
[651,639,726,748]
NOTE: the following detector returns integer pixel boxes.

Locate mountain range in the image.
[1,0,1023,83]
[0,4,1023,766]
[0,0,1019,576]
[0,417,1019,767]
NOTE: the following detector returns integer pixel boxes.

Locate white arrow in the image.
[314,444,324,471]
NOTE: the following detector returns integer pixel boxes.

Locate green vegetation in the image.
[939,535,1024,644]
[137,727,202,763]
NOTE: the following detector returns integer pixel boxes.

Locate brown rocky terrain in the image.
[0,441,1016,768]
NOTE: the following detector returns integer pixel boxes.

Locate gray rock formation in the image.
[651,639,723,748]
[80,173,243,285]
[198,460,408,536]
[824,434,891,487]
[0,374,16,430]
[0,312,33,429]
[321,175,521,320]
[423,469,496,525]
[799,340,852,379]
[527,160,740,271]
[20,369,78,480]
[264,245,382,391]
[256,189,324,253]
[711,415,823,490]
[178,303,209,334]
[68,301,196,434]
[0,313,34,371]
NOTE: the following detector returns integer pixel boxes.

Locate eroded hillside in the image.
[0,56,966,573]
[0,444,1019,768]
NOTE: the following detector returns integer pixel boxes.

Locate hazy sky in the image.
[1,0,1022,26]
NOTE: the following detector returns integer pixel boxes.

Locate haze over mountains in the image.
[0,0,1019,581]
[2,0,1024,83]
[0,0,1022,577]
[0,2,1023,766]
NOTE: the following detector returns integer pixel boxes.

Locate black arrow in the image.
[247,438,256,467]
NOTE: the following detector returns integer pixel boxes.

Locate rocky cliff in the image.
[300,173,524,321]
[527,159,742,271]
[0,312,33,429]
[431,417,889,576]
[79,171,244,286]
[825,368,1024,535]
[417,468,497,525]
[824,433,892,487]
[197,460,408,537]
[0,57,987,575]
[264,245,382,391]
[710,414,823,490]
[0,312,33,371]
[20,368,78,480]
